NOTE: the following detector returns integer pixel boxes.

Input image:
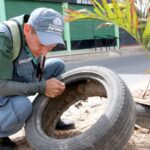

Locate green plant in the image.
[64,0,150,50]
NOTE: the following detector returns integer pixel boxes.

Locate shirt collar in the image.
[25,46,38,65]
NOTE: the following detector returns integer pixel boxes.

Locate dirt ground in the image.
[10,89,150,150]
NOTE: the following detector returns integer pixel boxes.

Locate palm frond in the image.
[64,0,150,51]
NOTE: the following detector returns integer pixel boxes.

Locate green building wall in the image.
[69,4,115,41]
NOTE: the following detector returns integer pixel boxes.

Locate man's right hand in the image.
[44,78,65,98]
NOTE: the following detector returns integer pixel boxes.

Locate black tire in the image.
[25,66,135,150]
[136,102,150,129]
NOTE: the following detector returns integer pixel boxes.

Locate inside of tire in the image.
[42,79,107,138]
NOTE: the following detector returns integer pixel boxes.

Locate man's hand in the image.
[45,78,65,98]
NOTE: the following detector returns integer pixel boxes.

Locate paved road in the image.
[65,52,150,92]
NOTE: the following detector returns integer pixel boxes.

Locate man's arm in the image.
[0,80,45,96]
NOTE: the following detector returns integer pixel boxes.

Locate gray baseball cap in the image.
[28,7,64,46]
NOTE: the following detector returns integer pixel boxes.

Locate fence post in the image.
[62,3,71,52]
[0,0,6,22]
[114,25,120,49]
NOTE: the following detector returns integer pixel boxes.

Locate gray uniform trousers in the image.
[0,58,65,137]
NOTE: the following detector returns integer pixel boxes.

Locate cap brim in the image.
[36,31,64,46]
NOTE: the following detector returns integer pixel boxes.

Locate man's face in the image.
[24,23,56,57]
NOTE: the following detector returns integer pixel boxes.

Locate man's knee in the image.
[44,58,66,79]
[12,96,32,124]
[52,58,65,72]
[0,96,32,137]
[46,58,65,70]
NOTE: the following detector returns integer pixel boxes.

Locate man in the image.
[0,7,74,149]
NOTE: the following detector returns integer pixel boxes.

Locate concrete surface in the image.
[46,45,144,62]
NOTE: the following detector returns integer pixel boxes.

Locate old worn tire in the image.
[136,102,150,129]
[25,66,135,150]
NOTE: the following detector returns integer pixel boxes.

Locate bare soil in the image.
[10,89,150,150]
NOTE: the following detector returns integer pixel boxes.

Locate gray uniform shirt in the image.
[0,22,45,101]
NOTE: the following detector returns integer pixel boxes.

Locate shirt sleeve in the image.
[0,24,13,80]
[0,80,46,96]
